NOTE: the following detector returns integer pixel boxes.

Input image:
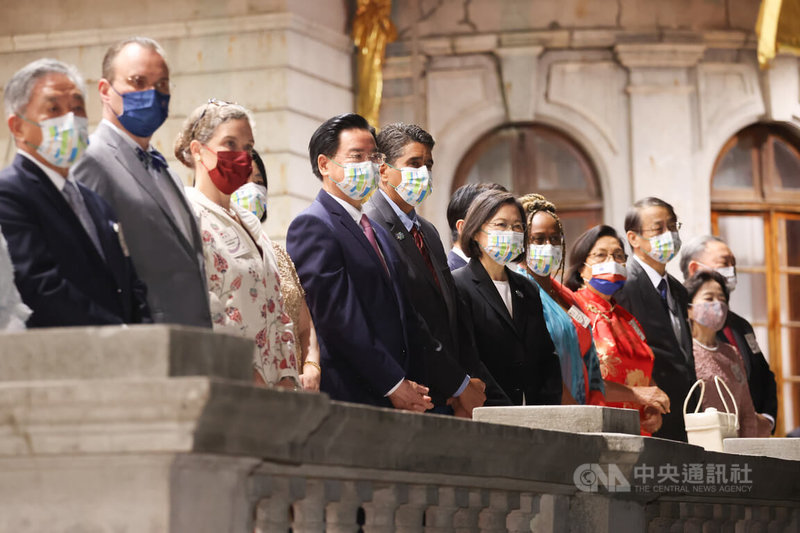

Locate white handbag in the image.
[683,376,739,452]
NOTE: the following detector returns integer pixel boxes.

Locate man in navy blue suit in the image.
[286,113,433,411]
[0,59,150,327]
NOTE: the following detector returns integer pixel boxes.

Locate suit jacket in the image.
[286,190,433,407]
[718,311,778,424]
[447,249,467,271]
[452,258,562,406]
[615,258,696,442]
[0,154,150,327]
[364,192,511,406]
[72,121,210,327]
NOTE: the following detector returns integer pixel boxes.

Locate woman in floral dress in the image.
[174,99,299,387]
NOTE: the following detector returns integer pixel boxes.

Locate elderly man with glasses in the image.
[72,37,210,328]
[615,197,696,442]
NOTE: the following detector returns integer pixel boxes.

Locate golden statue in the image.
[757,0,800,67]
[352,0,397,128]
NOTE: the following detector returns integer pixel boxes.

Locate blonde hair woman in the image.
[174,99,299,388]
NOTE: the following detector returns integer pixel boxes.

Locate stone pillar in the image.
[395,485,437,533]
[425,486,462,533]
[453,489,488,533]
[362,484,406,533]
[505,492,539,533]
[291,479,332,533]
[615,42,709,253]
[530,494,569,533]
[252,476,302,533]
[478,490,520,533]
[326,480,373,533]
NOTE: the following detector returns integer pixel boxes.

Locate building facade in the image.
[0,0,798,434]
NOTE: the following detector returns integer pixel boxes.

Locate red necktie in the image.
[410,225,440,290]
[359,214,389,276]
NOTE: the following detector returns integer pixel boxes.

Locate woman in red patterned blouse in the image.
[565,225,669,435]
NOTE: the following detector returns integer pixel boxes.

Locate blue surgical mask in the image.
[112,87,169,137]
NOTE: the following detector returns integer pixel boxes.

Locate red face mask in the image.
[201,145,253,195]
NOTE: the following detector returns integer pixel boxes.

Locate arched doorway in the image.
[710,123,800,436]
[451,123,603,250]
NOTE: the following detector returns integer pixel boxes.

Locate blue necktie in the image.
[136,147,167,173]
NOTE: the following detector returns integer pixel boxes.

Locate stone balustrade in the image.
[0,325,798,532]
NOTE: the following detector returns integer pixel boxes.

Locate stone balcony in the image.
[0,325,797,532]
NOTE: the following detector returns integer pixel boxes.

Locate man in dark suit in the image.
[365,123,510,416]
[446,183,507,271]
[0,59,150,327]
[680,235,778,432]
[616,197,695,442]
[72,37,210,327]
[286,113,434,411]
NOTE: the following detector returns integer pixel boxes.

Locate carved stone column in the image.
[453,489,488,533]
[425,486,462,533]
[362,484,406,533]
[478,490,519,533]
[506,493,539,533]
[326,480,373,533]
[395,485,436,533]
[252,476,304,533]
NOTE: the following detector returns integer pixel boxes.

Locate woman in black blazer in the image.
[452,189,562,406]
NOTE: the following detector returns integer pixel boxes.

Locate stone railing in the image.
[0,325,798,532]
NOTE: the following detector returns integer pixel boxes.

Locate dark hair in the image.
[460,190,525,260]
[251,150,268,190]
[102,37,167,82]
[376,123,434,166]
[624,196,678,234]
[565,225,625,291]
[308,113,375,180]
[684,270,730,304]
[447,182,508,242]
[519,193,565,279]
[679,234,727,280]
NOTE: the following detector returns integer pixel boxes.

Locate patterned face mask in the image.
[691,300,728,331]
[22,112,89,168]
[481,230,524,265]
[231,182,267,220]
[644,230,681,264]
[388,164,432,207]
[329,159,378,201]
[587,261,627,295]
[526,243,562,276]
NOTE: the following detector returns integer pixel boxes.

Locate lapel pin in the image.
[394,231,406,241]
[515,289,524,298]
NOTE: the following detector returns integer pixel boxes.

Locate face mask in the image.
[330,159,379,201]
[113,87,170,137]
[644,230,681,264]
[587,261,627,296]
[715,265,737,292]
[22,112,89,168]
[388,164,432,206]
[691,300,728,331]
[201,146,253,195]
[482,230,524,265]
[231,182,267,220]
[526,243,562,276]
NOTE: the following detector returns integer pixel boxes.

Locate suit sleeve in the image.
[287,213,405,395]
[0,187,124,326]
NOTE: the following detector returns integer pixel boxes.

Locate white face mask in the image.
[389,165,432,207]
[23,112,89,168]
[526,243,562,276]
[482,230,524,265]
[715,265,737,292]
[330,160,379,201]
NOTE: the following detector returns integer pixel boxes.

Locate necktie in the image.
[410,224,440,290]
[136,146,167,173]
[359,214,389,276]
[657,278,668,307]
[62,181,105,259]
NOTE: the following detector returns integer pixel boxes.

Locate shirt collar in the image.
[452,246,469,262]
[633,253,668,291]
[379,189,417,232]
[101,118,153,154]
[17,149,71,191]
[325,190,362,223]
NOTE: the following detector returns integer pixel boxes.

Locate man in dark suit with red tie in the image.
[0,59,150,327]
[364,123,510,416]
[286,113,434,411]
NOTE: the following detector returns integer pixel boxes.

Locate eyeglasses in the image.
[529,235,563,246]
[640,221,682,235]
[587,251,627,263]
[123,75,172,94]
[486,221,525,233]
[334,152,386,165]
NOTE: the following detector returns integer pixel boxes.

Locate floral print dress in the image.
[185,187,299,385]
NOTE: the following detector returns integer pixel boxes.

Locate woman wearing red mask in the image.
[174,99,299,388]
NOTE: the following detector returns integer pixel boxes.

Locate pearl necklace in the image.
[692,338,718,351]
